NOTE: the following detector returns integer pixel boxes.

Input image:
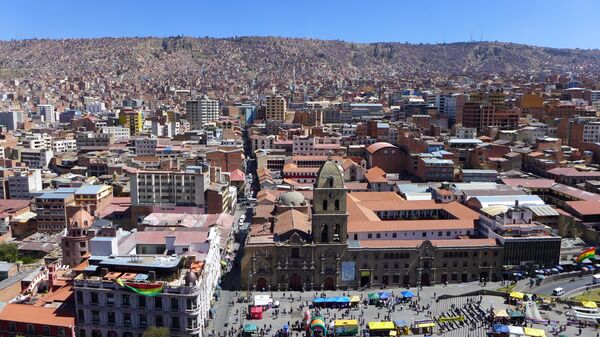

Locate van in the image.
[552,287,565,296]
[593,274,600,284]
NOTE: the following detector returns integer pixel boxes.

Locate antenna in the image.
[470,30,473,42]
[480,29,483,42]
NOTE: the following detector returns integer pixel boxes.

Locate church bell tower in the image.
[312,157,348,244]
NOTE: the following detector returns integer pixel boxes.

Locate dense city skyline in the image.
[1,0,600,49]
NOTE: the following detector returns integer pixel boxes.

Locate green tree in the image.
[0,243,18,263]
[142,327,170,337]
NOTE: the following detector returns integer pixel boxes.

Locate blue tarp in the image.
[492,324,509,333]
[379,292,390,299]
[401,291,414,298]
[314,297,351,304]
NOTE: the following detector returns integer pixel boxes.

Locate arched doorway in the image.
[323,277,335,290]
[256,277,267,291]
[289,273,302,290]
[440,273,448,284]
[420,273,430,286]
[479,271,489,282]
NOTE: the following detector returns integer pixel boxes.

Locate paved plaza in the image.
[208,279,600,337]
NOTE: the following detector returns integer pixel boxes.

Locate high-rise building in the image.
[119,111,144,135]
[129,166,210,207]
[186,95,219,129]
[265,95,287,122]
[38,104,56,124]
[0,111,21,130]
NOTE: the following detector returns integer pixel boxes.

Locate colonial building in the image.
[241,158,503,291]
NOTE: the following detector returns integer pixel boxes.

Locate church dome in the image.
[184,270,198,286]
[280,190,306,207]
[68,207,94,229]
[315,159,344,188]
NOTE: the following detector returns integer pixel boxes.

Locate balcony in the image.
[186,325,202,335]
[185,305,201,315]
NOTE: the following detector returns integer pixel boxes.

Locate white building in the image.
[8,169,42,199]
[52,139,78,153]
[21,133,52,150]
[100,126,131,142]
[583,121,600,143]
[38,104,56,124]
[20,148,53,169]
[129,166,210,207]
[186,95,219,130]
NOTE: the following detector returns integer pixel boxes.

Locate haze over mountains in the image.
[1,36,599,88]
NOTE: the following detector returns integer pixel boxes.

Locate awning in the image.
[582,300,598,308]
[350,296,361,302]
[400,290,414,298]
[494,309,509,318]
[523,327,546,337]
[367,322,395,330]
[492,324,509,333]
[509,310,524,318]
[393,320,408,328]
[379,292,390,299]
[508,325,524,335]
[416,322,435,328]
[244,324,258,333]
[334,320,358,327]
[509,291,524,299]
[368,293,380,300]
[250,306,263,313]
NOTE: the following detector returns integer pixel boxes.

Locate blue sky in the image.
[2,0,599,49]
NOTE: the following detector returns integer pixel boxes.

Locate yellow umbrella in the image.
[350,295,361,303]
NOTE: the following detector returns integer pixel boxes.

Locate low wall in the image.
[438,289,507,300]
[538,269,592,286]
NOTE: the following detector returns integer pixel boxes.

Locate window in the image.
[76,291,83,303]
[27,324,35,334]
[438,231,443,237]
[291,248,299,258]
[92,310,99,323]
[171,298,179,309]
[58,328,66,337]
[422,232,427,237]
[353,234,358,240]
[335,199,340,210]
[139,296,146,308]
[392,233,397,238]
[106,293,114,305]
[155,297,163,308]
[376,233,381,239]
[171,316,180,330]
[123,313,131,325]
[156,315,163,326]
[122,294,130,306]
[79,329,87,337]
[91,292,98,304]
[140,314,147,327]
[78,309,85,322]
[108,312,115,324]
[367,233,372,239]
[8,322,15,332]
[322,200,328,211]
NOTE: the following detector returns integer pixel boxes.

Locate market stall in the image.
[333,320,359,336]
[367,321,396,336]
[250,306,263,320]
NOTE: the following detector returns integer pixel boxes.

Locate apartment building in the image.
[119,111,144,135]
[100,126,131,142]
[22,133,52,150]
[73,185,113,215]
[38,104,57,124]
[186,95,219,129]
[52,139,78,153]
[7,169,42,199]
[265,95,287,122]
[20,148,54,169]
[35,188,77,232]
[129,166,210,207]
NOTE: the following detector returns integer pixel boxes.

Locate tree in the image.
[0,243,18,263]
[142,327,170,337]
